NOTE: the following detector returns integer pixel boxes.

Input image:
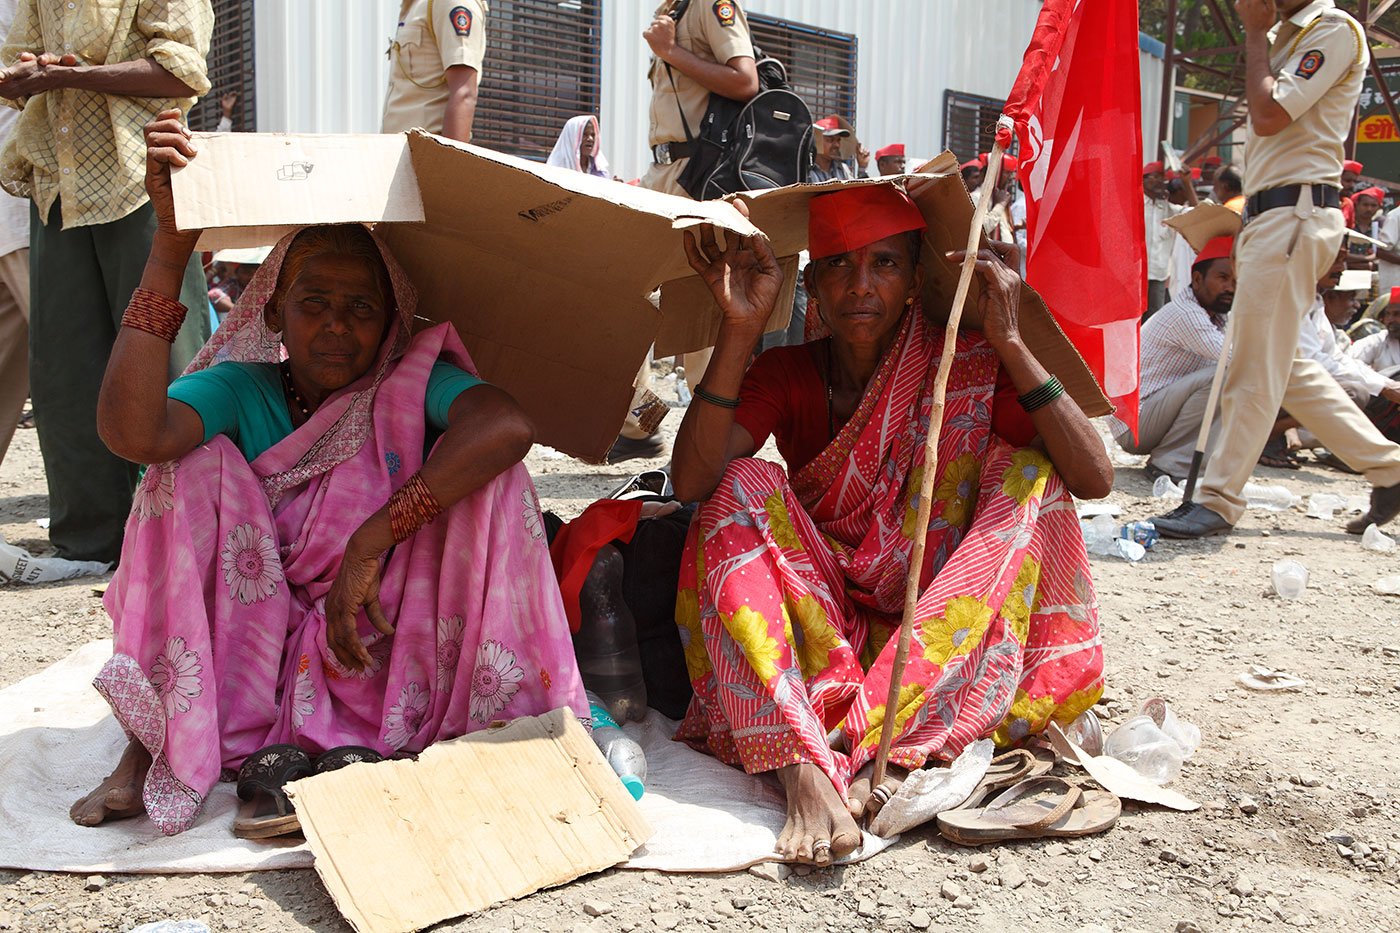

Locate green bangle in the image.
[694,385,741,409]
[1017,375,1064,413]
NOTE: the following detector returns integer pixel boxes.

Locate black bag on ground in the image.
[665,1,813,199]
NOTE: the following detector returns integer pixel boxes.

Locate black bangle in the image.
[694,385,741,409]
[1017,375,1064,413]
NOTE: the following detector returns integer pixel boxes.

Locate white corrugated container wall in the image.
[255,0,402,134]
[251,1,1162,180]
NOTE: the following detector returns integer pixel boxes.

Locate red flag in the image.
[1001,0,1145,436]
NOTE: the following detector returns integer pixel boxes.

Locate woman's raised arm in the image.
[97,110,207,465]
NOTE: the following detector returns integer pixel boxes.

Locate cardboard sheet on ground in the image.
[1046,723,1200,812]
[285,709,652,933]
[657,155,1111,417]
[0,645,893,879]
[171,132,768,464]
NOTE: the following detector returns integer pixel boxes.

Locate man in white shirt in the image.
[1351,290,1400,373]
[1143,161,1194,318]
[1114,236,1234,480]
[1377,197,1400,299]
[0,0,29,468]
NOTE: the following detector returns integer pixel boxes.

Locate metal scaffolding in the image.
[1157,0,1400,163]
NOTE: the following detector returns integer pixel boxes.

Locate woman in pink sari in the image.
[70,112,587,836]
[669,185,1112,864]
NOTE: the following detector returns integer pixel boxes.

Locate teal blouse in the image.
[167,360,485,461]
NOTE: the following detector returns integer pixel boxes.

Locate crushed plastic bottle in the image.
[1139,697,1200,760]
[1080,514,1147,561]
[1242,482,1301,512]
[1362,524,1396,553]
[1102,715,1186,786]
[573,547,648,723]
[1120,521,1160,549]
[1064,708,1104,757]
[587,690,647,800]
[1305,493,1348,520]
[1152,474,1184,499]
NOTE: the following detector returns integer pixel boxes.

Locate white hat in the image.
[1335,269,1373,292]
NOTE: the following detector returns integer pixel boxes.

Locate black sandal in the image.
[313,745,385,774]
[233,744,313,839]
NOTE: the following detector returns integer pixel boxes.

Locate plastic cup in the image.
[1271,559,1308,600]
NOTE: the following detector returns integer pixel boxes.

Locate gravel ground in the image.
[3,375,1399,933]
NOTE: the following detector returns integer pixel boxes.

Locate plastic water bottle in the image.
[1242,482,1300,512]
[587,690,646,800]
[1151,474,1184,499]
[1080,515,1147,561]
[1119,521,1159,549]
[572,546,648,723]
[1102,715,1187,785]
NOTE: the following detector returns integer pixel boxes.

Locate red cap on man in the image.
[1390,286,1400,306]
[875,143,905,161]
[1343,159,1364,174]
[1356,186,1386,203]
[977,152,990,167]
[808,185,927,260]
[1193,235,1234,267]
[960,159,981,171]
[1202,155,1222,167]
[1143,161,1164,175]
[1190,167,1202,181]
[813,116,850,137]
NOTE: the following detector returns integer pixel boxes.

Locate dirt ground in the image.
[3,371,1400,933]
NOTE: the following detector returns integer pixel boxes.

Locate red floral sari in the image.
[674,310,1103,796]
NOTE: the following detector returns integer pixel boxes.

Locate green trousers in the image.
[28,198,209,563]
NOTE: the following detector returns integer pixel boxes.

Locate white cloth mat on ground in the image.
[0,643,963,874]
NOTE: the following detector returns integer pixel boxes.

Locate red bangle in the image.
[387,472,443,543]
[121,287,188,343]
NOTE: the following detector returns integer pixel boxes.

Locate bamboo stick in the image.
[869,136,1008,797]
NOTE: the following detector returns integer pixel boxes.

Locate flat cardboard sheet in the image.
[285,709,651,933]
[658,153,1111,417]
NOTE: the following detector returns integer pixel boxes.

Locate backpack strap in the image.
[663,0,697,143]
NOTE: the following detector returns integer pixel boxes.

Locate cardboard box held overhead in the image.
[284,709,652,933]
[171,131,767,462]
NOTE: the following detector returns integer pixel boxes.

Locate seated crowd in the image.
[80,115,1130,864]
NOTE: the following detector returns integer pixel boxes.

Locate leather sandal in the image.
[936,776,1121,846]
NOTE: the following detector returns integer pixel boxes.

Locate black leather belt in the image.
[1244,184,1341,221]
[651,140,694,165]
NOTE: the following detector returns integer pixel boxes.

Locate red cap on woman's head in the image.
[808,186,927,260]
[1194,235,1234,266]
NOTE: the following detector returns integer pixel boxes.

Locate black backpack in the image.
[664,1,813,199]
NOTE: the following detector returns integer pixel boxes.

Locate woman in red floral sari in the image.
[670,186,1112,865]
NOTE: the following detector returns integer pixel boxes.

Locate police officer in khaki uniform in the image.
[382,0,487,142]
[1156,0,1400,538]
[642,0,758,195]
[610,0,760,462]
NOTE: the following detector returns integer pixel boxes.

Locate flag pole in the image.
[870,126,1010,798]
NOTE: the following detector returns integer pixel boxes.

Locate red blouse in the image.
[734,342,1037,475]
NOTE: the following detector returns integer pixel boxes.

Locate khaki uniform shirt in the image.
[382,0,488,135]
[0,0,212,230]
[647,0,753,149]
[1244,0,1366,196]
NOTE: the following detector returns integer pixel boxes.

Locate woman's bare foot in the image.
[774,763,862,866]
[846,762,908,824]
[70,739,152,827]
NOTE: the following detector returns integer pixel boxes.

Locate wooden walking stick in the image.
[869,133,1010,796]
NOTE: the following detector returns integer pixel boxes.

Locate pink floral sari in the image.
[97,227,588,835]
[674,309,1103,796]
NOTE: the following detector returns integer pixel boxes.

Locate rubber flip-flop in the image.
[936,776,1121,846]
[947,746,1056,812]
[233,744,313,839]
[312,745,385,774]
